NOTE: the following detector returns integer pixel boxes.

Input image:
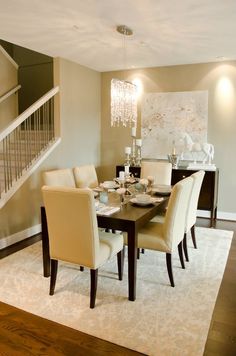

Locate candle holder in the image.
[135,139,142,166]
[136,145,142,166]
[131,137,136,166]
[124,146,131,166]
[168,153,180,169]
[125,152,131,166]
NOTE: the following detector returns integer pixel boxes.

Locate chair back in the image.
[163,176,193,250]
[73,164,98,188]
[43,169,75,187]
[141,161,172,185]
[186,170,205,232]
[42,186,100,269]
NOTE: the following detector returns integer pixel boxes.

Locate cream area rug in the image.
[0,227,233,356]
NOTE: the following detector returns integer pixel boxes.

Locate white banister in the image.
[0,85,21,104]
[0,86,59,142]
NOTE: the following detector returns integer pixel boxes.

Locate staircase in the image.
[0,87,61,208]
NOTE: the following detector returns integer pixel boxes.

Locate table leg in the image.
[210,207,217,228]
[127,226,137,301]
[41,207,50,277]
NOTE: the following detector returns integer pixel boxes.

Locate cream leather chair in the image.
[134,176,193,287]
[183,170,205,261]
[43,168,76,187]
[73,164,98,189]
[141,161,172,185]
[142,161,172,235]
[42,186,124,308]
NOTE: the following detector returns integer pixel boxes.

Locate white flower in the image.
[116,188,126,195]
[139,178,148,186]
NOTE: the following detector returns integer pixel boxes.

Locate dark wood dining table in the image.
[41,194,168,302]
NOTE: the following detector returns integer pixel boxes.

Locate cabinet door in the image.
[116,166,141,178]
[171,169,216,211]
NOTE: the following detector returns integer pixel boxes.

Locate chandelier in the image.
[111,25,137,127]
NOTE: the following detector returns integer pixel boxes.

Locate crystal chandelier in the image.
[111,26,137,127]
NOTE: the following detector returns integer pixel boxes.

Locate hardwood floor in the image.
[0,302,142,355]
[0,218,235,355]
[201,219,236,356]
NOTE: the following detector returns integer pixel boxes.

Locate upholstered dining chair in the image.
[183,170,205,262]
[43,168,76,187]
[42,186,124,308]
[141,161,172,185]
[141,161,172,244]
[73,164,98,189]
[133,176,193,287]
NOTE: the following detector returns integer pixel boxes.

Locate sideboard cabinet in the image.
[116,165,219,227]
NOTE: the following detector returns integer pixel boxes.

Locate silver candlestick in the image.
[131,137,136,166]
[135,139,142,166]
[136,146,142,166]
[124,146,131,166]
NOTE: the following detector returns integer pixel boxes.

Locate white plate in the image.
[93,187,103,192]
[152,184,172,195]
[130,197,153,206]
[102,181,119,189]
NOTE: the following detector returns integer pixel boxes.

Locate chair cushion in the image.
[138,222,171,253]
[123,223,170,253]
[97,231,124,268]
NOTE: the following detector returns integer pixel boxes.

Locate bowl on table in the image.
[136,194,152,204]
[102,181,119,189]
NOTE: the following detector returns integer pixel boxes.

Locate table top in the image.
[96,192,168,231]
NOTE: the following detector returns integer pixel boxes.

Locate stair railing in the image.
[0,85,21,104]
[0,86,59,198]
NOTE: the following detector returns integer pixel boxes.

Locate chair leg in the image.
[49,259,58,295]
[166,253,175,287]
[90,269,98,309]
[141,248,145,254]
[183,233,189,262]
[137,248,140,259]
[80,266,84,272]
[178,241,185,269]
[191,225,197,249]
[117,247,125,281]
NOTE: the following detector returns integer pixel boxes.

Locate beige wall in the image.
[0,49,18,131]
[101,61,236,215]
[0,57,101,238]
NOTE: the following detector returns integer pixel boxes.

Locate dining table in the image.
[41,191,168,302]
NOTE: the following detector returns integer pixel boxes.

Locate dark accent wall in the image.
[0,39,53,113]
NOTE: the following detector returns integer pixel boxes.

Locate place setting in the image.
[130,193,164,206]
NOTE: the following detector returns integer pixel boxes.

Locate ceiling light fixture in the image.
[111,25,137,127]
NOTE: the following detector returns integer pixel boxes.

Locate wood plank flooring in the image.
[0,218,235,355]
[202,219,236,356]
[0,302,143,355]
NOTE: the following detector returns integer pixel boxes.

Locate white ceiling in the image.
[0,0,236,72]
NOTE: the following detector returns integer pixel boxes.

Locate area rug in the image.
[0,227,233,356]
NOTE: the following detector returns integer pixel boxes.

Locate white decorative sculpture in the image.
[180,132,215,169]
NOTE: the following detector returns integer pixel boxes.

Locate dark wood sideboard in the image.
[116,165,219,227]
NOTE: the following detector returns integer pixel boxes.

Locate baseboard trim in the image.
[197,210,236,221]
[0,224,41,250]
[1,209,235,250]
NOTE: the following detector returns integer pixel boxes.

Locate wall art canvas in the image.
[141,91,208,160]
